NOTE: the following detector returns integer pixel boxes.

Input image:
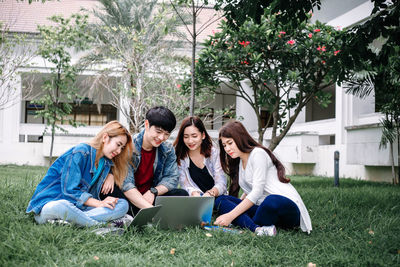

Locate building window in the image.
[305,84,336,122]
[70,102,117,126]
[24,101,117,126]
[25,101,45,124]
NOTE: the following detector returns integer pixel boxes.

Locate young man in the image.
[102,106,188,215]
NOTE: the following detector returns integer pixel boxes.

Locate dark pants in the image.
[214,194,300,232]
[100,185,188,216]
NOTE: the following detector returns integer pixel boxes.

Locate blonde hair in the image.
[89,120,133,188]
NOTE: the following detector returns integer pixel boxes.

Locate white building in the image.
[0,0,396,182]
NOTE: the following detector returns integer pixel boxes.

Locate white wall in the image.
[235,80,258,132]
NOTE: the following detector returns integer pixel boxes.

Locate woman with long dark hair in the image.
[215,121,311,236]
[174,116,226,197]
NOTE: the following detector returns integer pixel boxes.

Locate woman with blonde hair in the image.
[26,121,133,229]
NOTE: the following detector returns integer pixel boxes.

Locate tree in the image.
[214,0,321,29]
[34,14,92,165]
[0,22,36,109]
[169,0,221,116]
[82,0,190,132]
[193,10,348,150]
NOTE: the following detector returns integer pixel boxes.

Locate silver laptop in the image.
[131,205,162,227]
[153,196,214,230]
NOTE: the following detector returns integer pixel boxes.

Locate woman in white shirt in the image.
[174,116,227,197]
[214,121,312,236]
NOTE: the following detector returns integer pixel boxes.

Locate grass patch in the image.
[0,165,399,266]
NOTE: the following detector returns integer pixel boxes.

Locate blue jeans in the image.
[34,199,129,227]
[215,194,300,232]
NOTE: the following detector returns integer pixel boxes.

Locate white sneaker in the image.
[110,214,134,228]
[92,226,125,236]
[255,225,277,237]
[47,219,71,225]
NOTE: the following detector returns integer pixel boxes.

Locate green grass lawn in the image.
[0,164,399,266]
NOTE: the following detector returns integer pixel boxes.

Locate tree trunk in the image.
[49,121,55,167]
[397,125,400,185]
[258,127,263,144]
[389,141,395,184]
[189,1,196,116]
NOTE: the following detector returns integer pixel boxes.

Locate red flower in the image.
[314,29,321,32]
[322,60,326,64]
[334,50,341,56]
[241,60,249,65]
[279,31,286,34]
[287,40,296,46]
[177,84,181,88]
[317,45,326,52]
[308,33,313,38]
[238,41,250,47]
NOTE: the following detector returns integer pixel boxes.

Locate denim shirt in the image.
[122,129,179,192]
[26,143,113,214]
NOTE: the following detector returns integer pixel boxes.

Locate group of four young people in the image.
[27,106,312,236]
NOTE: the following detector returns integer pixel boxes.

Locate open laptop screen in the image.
[153,196,214,230]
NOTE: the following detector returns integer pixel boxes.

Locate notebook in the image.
[131,205,162,227]
[153,196,214,230]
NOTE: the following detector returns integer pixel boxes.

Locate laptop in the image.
[130,205,162,228]
[153,196,214,230]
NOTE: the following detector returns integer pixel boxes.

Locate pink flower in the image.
[308,33,313,38]
[314,29,321,33]
[287,40,296,46]
[317,45,326,52]
[279,31,286,34]
[177,84,181,88]
[241,60,249,65]
[334,50,341,56]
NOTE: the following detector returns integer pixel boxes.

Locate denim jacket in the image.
[178,146,227,196]
[122,129,179,192]
[26,143,113,214]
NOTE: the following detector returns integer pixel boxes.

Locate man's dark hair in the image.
[146,106,176,133]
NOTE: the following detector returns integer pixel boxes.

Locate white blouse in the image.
[178,146,227,196]
[239,147,312,233]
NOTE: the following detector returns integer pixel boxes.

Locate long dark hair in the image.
[173,116,212,165]
[218,121,289,197]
